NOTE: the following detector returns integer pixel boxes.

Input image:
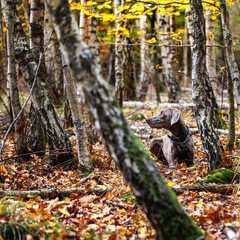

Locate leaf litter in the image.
[0,107,240,239]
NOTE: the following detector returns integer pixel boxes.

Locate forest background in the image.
[0,0,240,239]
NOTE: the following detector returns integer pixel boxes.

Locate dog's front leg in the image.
[162,137,178,169]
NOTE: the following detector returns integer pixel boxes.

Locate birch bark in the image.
[62,59,91,168]
[138,15,149,101]
[205,12,217,96]
[190,0,223,171]
[114,0,124,107]
[44,0,204,238]
[219,0,240,115]
[13,11,73,165]
[28,0,46,155]
[160,15,178,103]
[1,0,27,154]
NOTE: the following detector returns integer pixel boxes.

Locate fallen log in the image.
[173,183,236,195]
[0,186,113,199]
[131,125,240,136]
[123,101,237,110]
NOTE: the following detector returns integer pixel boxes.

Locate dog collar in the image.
[168,126,191,146]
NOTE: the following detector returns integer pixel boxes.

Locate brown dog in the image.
[146,109,194,169]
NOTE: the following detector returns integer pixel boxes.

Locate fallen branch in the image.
[131,126,240,136]
[123,101,237,110]
[173,183,237,195]
[0,186,113,199]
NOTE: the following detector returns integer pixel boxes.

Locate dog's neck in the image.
[168,119,188,137]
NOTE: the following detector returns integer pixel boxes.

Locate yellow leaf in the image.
[148,37,156,44]
[212,15,217,20]
[0,166,7,173]
[168,182,176,187]
[198,201,204,205]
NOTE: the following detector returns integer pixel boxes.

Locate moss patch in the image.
[202,168,240,184]
[129,113,145,121]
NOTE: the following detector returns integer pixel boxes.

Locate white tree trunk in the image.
[2,0,27,154]
[114,0,124,107]
[160,15,178,103]
[62,59,91,168]
[138,15,148,101]
[219,0,240,115]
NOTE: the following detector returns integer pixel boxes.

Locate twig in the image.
[0,53,44,159]
[0,31,54,160]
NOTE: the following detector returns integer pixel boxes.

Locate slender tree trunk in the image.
[219,0,240,115]
[89,10,101,73]
[138,15,149,101]
[205,12,217,96]
[2,0,27,154]
[226,68,235,151]
[151,11,161,103]
[190,0,223,171]
[45,1,204,238]
[123,37,137,100]
[14,11,73,166]
[183,21,189,87]
[28,0,46,155]
[44,11,62,105]
[160,15,178,103]
[62,59,91,168]
[114,0,124,107]
[107,44,115,86]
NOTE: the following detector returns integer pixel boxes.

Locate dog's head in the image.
[146,108,181,129]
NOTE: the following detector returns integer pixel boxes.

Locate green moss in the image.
[202,168,240,184]
[129,113,145,121]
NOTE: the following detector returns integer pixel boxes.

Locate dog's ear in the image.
[171,110,181,125]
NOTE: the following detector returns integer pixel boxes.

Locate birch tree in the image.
[190,0,223,171]
[219,0,240,115]
[44,0,204,238]
[159,15,178,103]
[114,0,124,107]
[62,59,91,168]
[1,0,27,154]
[28,0,46,155]
[13,7,73,166]
[138,15,149,101]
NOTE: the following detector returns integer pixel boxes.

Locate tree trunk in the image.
[190,0,223,171]
[114,0,124,107]
[2,0,27,154]
[183,21,189,87]
[123,37,137,100]
[219,0,240,115]
[44,11,62,105]
[14,11,73,166]
[160,15,178,103]
[138,15,149,102]
[62,59,92,168]
[28,0,46,155]
[89,9,101,73]
[45,0,204,238]
[205,12,217,96]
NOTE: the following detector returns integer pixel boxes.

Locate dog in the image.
[146,109,194,169]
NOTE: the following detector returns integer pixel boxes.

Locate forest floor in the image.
[0,94,240,239]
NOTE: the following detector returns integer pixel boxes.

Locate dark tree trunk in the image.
[13,9,73,166]
[190,0,223,171]
[28,0,46,155]
[45,0,204,238]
